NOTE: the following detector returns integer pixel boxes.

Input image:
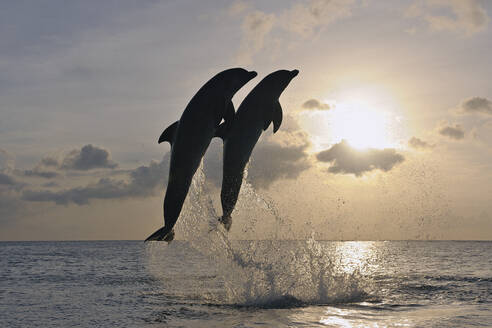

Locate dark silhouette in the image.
[145,68,257,242]
[216,69,299,230]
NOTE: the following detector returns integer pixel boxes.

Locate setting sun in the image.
[301,96,401,152]
[329,101,393,149]
[299,83,405,152]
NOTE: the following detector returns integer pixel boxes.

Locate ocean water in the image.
[1,240,491,327]
[1,168,491,327]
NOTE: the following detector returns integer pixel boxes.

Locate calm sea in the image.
[1,239,490,327]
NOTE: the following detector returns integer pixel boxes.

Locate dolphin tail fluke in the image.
[218,215,232,231]
[158,121,179,144]
[144,226,175,242]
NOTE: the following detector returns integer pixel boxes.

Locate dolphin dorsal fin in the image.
[214,122,228,140]
[272,101,283,133]
[158,121,179,144]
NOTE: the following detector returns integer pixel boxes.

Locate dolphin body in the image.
[145,68,257,242]
[216,69,299,230]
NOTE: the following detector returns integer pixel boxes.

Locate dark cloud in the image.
[302,99,331,110]
[438,124,465,140]
[203,139,311,190]
[61,144,118,170]
[42,182,58,188]
[20,118,311,206]
[316,140,404,176]
[460,97,492,115]
[20,154,60,179]
[24,169,59,179]
[247,140,311,189]
[0,173,16,185]
[408,137,434,150]
[40,156,59,167]
[203,116,312,189]
[23,179,127,205]
[22,153,169,205]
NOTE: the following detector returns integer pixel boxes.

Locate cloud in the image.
[460,97,492,115]
[60,144,118,170]
[42,182,58,188]
[15,116,309,206]
[24,169,60,179]
[247,139,311,189]
[22,153,169,205]
[408,137,434,150]
[237,10,276,64]
[279,0,356,37]
[247,115,312,188]
[203,115,312,189]
[406,0,489,36]
[302,99,332,110]
[228,0,250,16]
[0,173,16,186]
[438,123,465,140]
[316,140,404,176]
[40,157,59,167]
[203,137,311,190]
[235,0,359,63]
[19,145,117,180]
[0,149,15,172]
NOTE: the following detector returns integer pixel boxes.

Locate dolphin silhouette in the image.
[216,69,299,230]
[145,68,257,242]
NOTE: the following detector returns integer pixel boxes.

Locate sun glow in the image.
[330,101,393,150]
[300,85,403,151]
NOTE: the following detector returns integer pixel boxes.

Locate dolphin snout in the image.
[291,69,299,77]
[249,71,258,79]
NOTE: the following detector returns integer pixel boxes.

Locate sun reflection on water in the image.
[319,305,415,327]
[334,241,379,275]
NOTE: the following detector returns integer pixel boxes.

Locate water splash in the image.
[145,162,370,307]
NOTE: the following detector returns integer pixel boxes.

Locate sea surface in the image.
[1,239,491,327]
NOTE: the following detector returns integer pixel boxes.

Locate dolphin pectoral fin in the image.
[158,121,179,144]
[224,100,235,124]
[263,106,273,131]
[144,226,175,242]
[272,101,283,133]
[214,122,228,140]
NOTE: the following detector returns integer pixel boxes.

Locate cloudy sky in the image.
[1,0,491,240]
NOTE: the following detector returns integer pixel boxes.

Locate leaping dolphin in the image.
[216,69,299,230]
[145,68,257,242]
